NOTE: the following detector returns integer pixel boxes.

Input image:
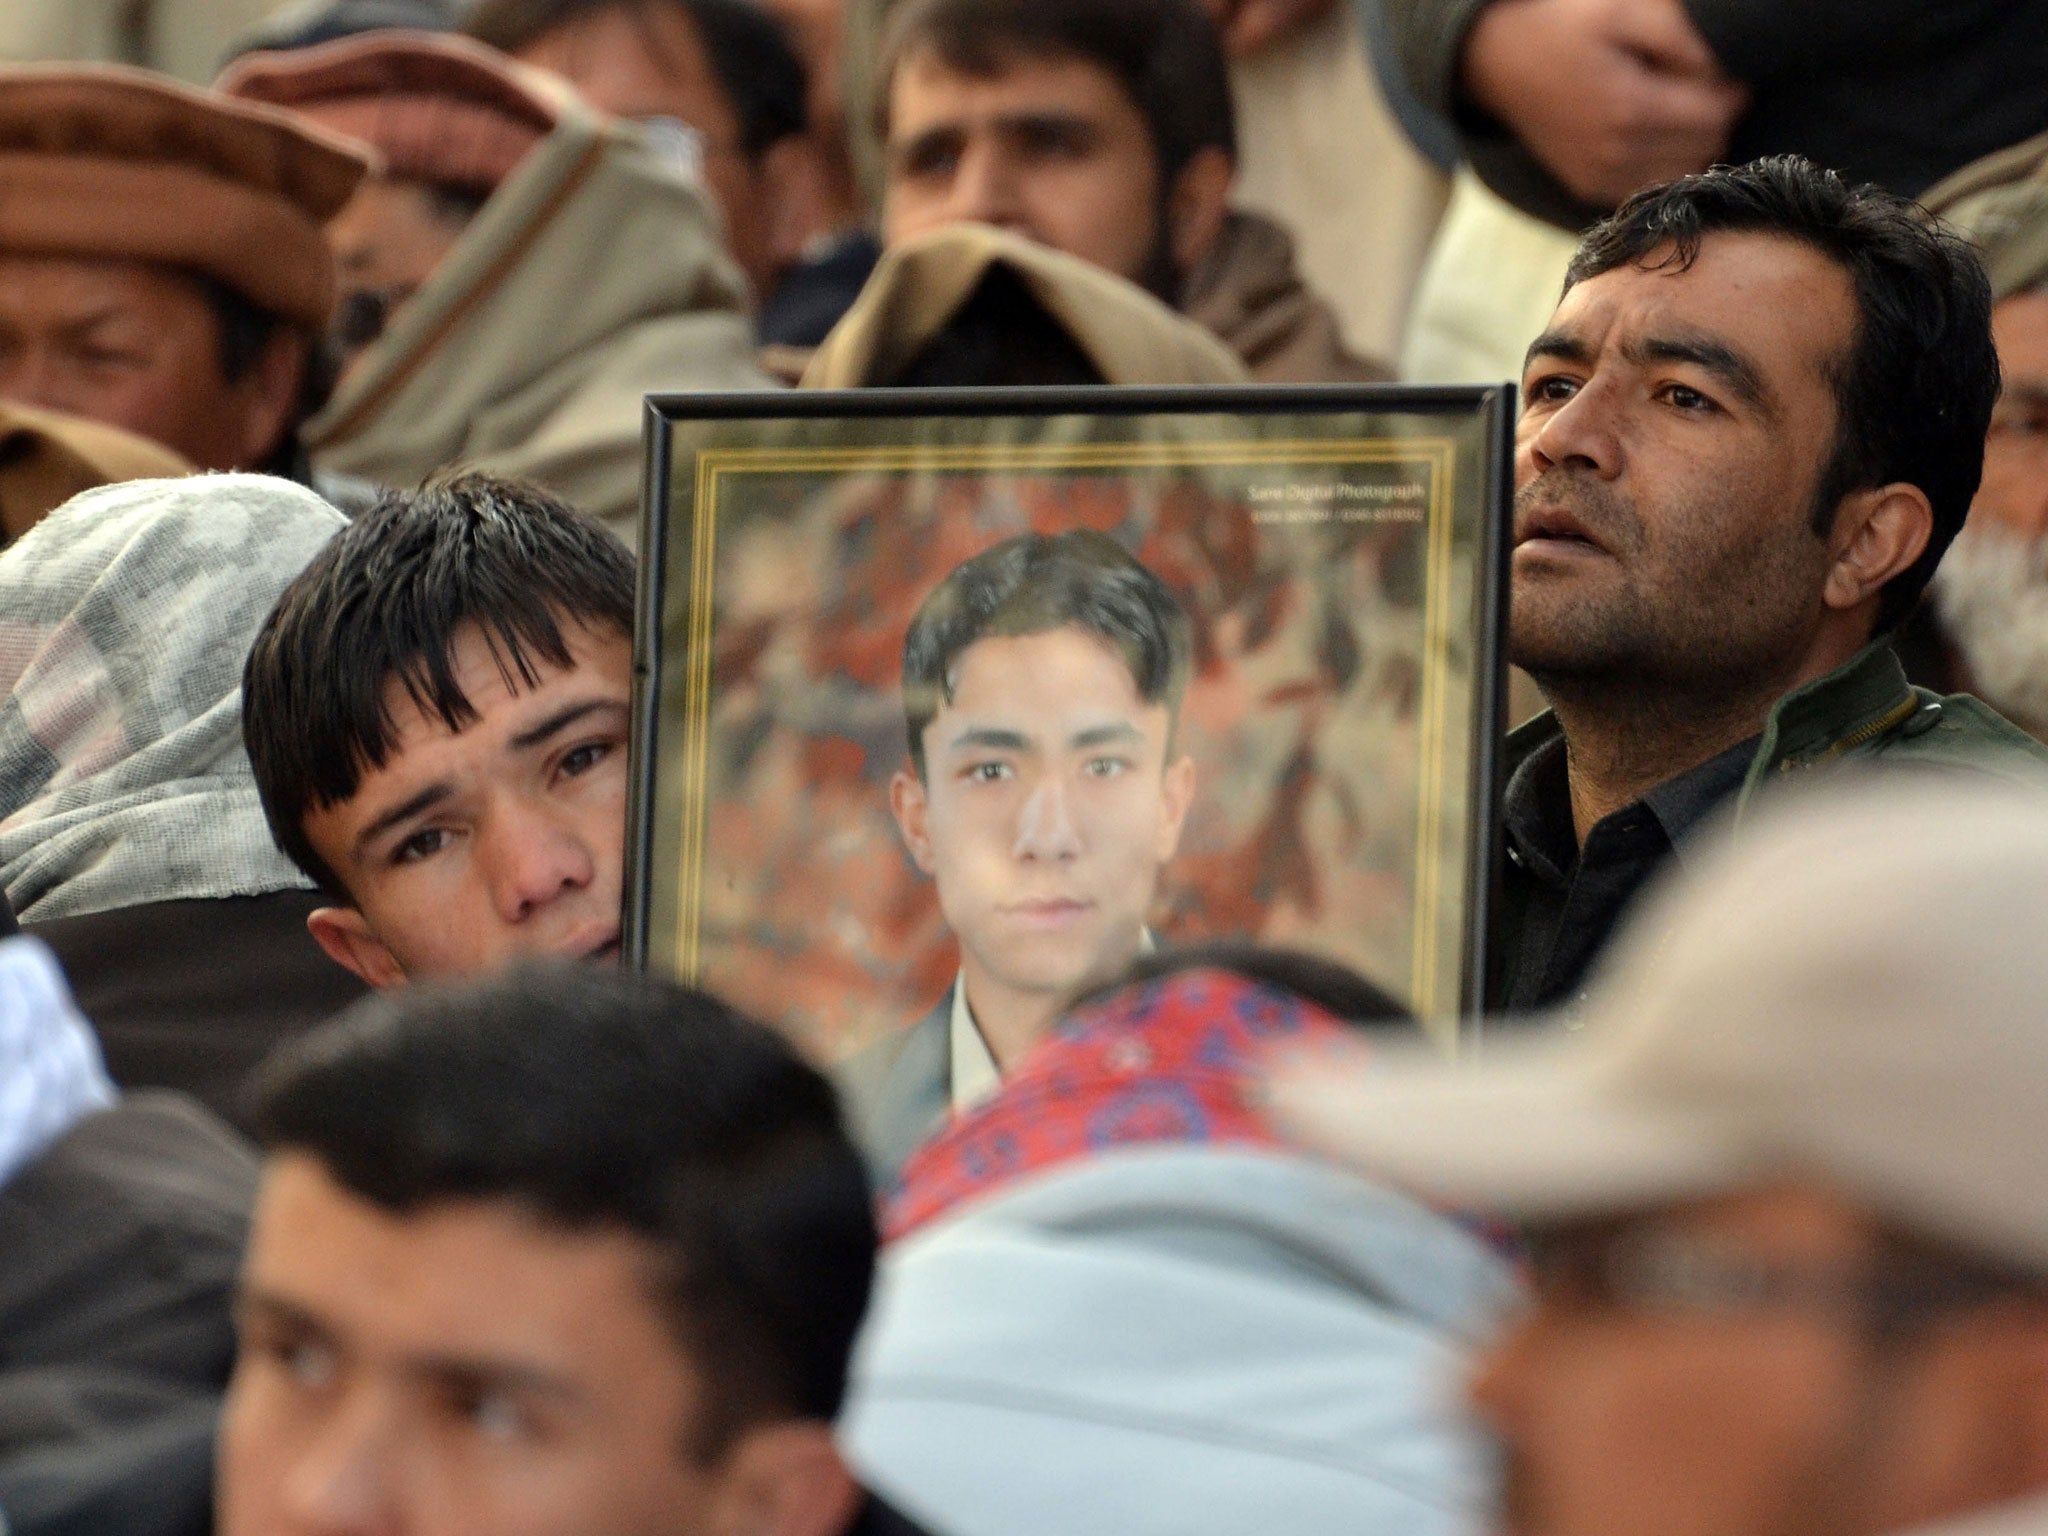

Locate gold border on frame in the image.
[667,435,1462,1014]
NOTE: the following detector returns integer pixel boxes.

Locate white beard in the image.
[1931,520,2048,738]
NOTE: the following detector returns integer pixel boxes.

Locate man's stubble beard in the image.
[1931,518,2048,739]
[1509,467,1831,723]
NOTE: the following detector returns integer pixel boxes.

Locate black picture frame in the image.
[629,384,1512,1052]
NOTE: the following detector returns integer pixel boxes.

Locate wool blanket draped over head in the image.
[0,474,345,922]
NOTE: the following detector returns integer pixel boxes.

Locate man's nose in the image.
[1013,776,1084,861]
[279,1390,401,1536]
[945,140,1025,231]
[1522,379,1625,482]
[482,801,596,924]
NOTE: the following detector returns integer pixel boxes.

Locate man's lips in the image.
[1513,502,1605,551]
[1002,898,1095,929]
[1513,502,1613,561]
[574,930,622,962]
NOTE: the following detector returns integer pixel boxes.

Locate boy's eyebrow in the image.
[1071,722,1144,750]
[352,782,455,863]
[945,726,1032,754]
[508,698,625,754]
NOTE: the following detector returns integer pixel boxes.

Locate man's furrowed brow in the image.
[1524,329,1591,373]
[508,698,625,755]
[1629,332,1776,414]
[353,782,456,863]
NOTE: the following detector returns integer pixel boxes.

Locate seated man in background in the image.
[1491,155,2048,1012]
[219,29,770,548]
[465,0,880,349]
[1900,133,2048,743]
[870,0,1387,383]
[0,475,365,1125]
[242,474,635,988]
[0,65,367,476]
[1278,779,2048,1536]
[220,963,930,1536]
[840,530,1198,1181]
[846,944,1514,1536]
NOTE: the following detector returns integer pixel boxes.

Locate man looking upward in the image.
[1495,154,2048,1013]
[841,529,1197,1180]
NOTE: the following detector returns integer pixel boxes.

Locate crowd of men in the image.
[4,0,2048,1534]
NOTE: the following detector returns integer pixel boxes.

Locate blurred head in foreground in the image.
[1275,779,2048,1536]
[220,963,885,1536]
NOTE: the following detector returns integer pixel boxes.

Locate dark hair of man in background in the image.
[874,0,1236,198]
[241,473,635,897]
[1566,155,2000,632]
[244,962,878,1453]
[198,274,336,479]
[886,266,1106,388]
[467,0,809,159]
[901,527,1193,779]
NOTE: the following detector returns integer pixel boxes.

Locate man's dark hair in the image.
[1566,155,2000,632]
[876,0,1236,189]
[194,273,330,476]
[888,266,1106,387]
[242,473,636,898]
[466,0,808,158]
[245,963,876,1457]
[901,528,1192,778]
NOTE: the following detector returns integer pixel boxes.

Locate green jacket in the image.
[1505,641,2048,824]
[1496,642,2048,1008]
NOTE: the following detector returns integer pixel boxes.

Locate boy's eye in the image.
[560,741,611,777]
[393,827,450,865]
[966,761,1013,783]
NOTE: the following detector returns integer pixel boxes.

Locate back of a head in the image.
[875,0,1235,185]
[240,473,634,897]
[1566,155,1999,632]
[247,961,878,1442]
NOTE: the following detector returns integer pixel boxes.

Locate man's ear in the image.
[706,1422,861,1536]
[228,326,310,470]
[1823,482,1933,614]
[889,766,938,874]
[1157,752,1197,863]
[1165,145,1235,276]
[306,906,407,989]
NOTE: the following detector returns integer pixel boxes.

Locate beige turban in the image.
[0,64,372,331]
[1922,129,2048,304]
[802,223,1251,388]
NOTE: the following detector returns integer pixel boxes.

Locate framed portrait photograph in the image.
[628,386,1512,1055]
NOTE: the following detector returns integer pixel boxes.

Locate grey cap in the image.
[1922,129,2048,304]
[1271,778,2048,1277]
